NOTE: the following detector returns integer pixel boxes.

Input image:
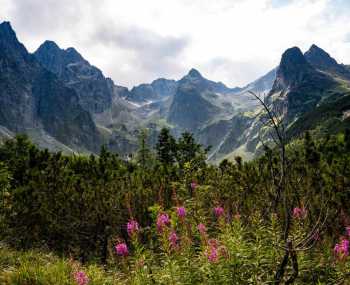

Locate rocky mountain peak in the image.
[0,21,16,38]
[65,47,84,63]
[280,47,309,70]
[272,47,313,90]
[304,44,338,69]
[187,68,203,79]
[0,21,33,67]
[35,41,85,68]
[0,21,25,50]
[40,40,60,50]
[35,40,112,114]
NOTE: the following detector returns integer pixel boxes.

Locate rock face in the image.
[34,39,141,155]
[34,41,113,114]
[167,69,242,132]
[272,47,316,90]
[268,47,336,120]
[126,79,178,103]
[0,21,100,152]
[304,44,350,80]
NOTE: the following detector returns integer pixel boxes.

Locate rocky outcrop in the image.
[304,44,350,80]
[0,21,100,152]
[35,41,113,114]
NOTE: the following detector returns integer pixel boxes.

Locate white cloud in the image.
[0,0,349,87]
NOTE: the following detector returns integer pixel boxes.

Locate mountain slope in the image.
[126,78,178,104]
[167,69,236,132]
[267,47,337,121]
[35,41,113,114]
[215,46,350,162]
[304,44,350,81]
[0,21,100,152]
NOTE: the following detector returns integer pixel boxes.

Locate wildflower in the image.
[74,271,89,285]
[156,213,170,233]
[127,219,139,237]
[115,242,129,257]
[176,206,186,219]
[205,245,219,263]
[292,207,307,219]
[213,206,225,218]
[334,238,349,260]
[197,223,207,235]
[169,231,179,248]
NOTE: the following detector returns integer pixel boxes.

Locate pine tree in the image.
[176,132,204,167]
[136,129,153,169]
[156,128,177,165]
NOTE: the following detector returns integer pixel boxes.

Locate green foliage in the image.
[1,131,350,284]
[156,128,177,166]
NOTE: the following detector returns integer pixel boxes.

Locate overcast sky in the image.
[0,0,349,88]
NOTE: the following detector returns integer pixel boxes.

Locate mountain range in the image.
[1,21,350,161]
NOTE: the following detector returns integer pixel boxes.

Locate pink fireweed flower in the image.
[176,206,186,219]
[168,231,179,248]
[205,245,219,263]
[197,223,207,235]
[156,213,170,233]
[127,220,139,237]
[74,271,89,285]
[213,206,225,218]
[292,207,307,219]
[190,181,197,191]
[334,238,349,260]
[115,242,129,257]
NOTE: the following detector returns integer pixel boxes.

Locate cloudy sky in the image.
[0,0,349,88]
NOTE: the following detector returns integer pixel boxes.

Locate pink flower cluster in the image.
[292,207,307,219]
[333,226,350,261]
[157,213,170,233]
[169,231,179,249]
[206,245,218,263]
[197,223,207,236]
[115,242,129,257]
[74,271,89,285]
[214,206,225,218]
[127,220,139,237]
[334,238,349,260]
[177,207,186,219]
[205,239,228,263]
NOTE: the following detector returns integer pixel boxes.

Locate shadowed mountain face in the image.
[268,46,337,120]
[304,44,350,80]
[126,79,178,103]
[167,69,247,133]
[35,41,113,114]
[0,22,100,152]
[272,47,318,90]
